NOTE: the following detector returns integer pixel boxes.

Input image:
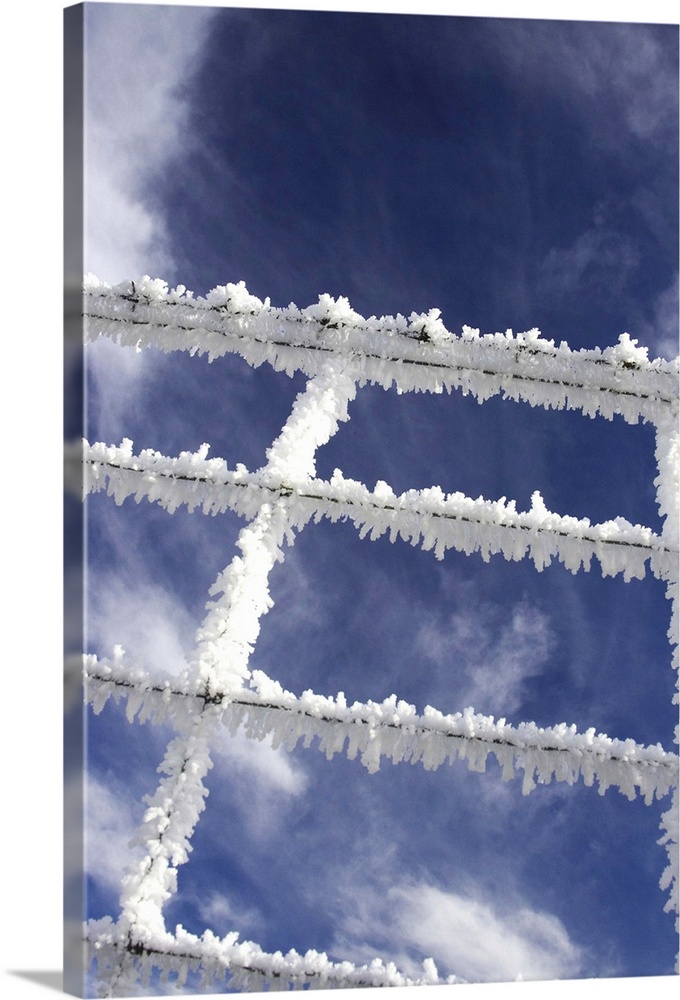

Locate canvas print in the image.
[64,2,679,996]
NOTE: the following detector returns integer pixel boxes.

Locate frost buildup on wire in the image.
[84,653,679,806]
[80,437,676,585]
[84,275,678,424]
[80,275,680,990]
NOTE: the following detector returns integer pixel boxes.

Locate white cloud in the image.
[538,218,640,301]
[485,19,677,152]
[261,544,332,639]
[334,881,583,984]
[196,890,263,937]
[215,727,308,798]
[639,273,679,362]
[82,3,218,450]
[210,728,309,842]
[85,336,151,444]
[417,598,553,717]
[485,21,677,358]
[390,883,582,982]
[84,774,144,894]
[84,3,216,281]
[86,570,196,677]
[575,26,677,147]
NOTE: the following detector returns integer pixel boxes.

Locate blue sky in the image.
[69,0,678,995]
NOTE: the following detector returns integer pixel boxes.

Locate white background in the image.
[1,0,677,997]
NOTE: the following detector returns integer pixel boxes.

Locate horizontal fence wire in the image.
[83,278,679,425]
[84,657,679,804]
[75,440,677,583]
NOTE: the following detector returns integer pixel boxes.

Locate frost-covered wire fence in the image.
[84,917,446,994]
[77,439,675,580]
[85,652,678,803]
[79,275,680,995]
[84,275,677,420]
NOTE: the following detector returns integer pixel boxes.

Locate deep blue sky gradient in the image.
[156,10,677,343]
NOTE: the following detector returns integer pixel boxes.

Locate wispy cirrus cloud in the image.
[639,273,679,361]
[482,19,678,151]
[535,206,677,358]
[475,19,677,358]
[84,774,145,895]
[332,878,584,983]
[84,2,216,282]
[538,212,640,302]
[389,882,584,982]
[416,597,553,719]
[213,728,309,807]
[86,568,196,677]
[195,890,264,939]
